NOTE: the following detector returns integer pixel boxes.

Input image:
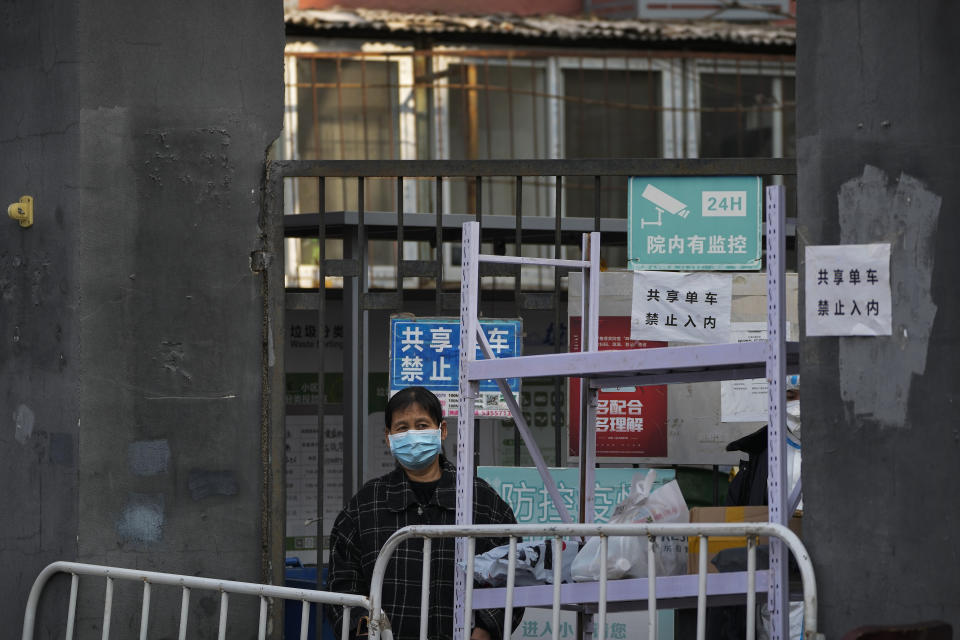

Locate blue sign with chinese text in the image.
[389,317,522,417]
[628,176,762,270]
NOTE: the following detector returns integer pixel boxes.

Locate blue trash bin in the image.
[285,558,336,640]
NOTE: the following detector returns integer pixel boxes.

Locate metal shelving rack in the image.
[454,185,798,639]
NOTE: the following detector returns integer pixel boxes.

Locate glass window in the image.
[699,72,796,158]
[447,61,551,218]
[563,67,662,222]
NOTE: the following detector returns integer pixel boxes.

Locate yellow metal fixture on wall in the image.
[8,195,33,228]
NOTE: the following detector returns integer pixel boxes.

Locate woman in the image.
[326,386,521,640]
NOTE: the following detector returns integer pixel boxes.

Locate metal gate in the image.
[262,157,797,637]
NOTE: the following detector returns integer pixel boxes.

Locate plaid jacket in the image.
[326,457,521,640]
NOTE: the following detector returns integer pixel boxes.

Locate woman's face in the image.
[384,402,447,444]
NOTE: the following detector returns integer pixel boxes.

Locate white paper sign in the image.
[720,322,769,422]
[286,414,344,564]
[805,243,892,336]
[630,271,733,343]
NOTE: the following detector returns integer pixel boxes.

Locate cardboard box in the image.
[687,506,802,574]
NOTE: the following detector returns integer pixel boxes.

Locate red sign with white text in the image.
[568,316,668,457]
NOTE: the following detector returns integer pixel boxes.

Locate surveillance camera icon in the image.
[639,184,690,227]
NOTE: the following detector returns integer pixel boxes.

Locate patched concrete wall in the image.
[1,1,82,633]
[2,0,283,634]
[797,1,960,634]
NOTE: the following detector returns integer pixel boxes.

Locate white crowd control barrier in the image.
[23,522,820,640]
[21,561,380,640]
[368,522,822,640]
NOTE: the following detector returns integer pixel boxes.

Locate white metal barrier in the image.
[368,522,822,640]
[23,522,819,640]
[21,561,375,640]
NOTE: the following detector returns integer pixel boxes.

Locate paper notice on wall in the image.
[286,414,344,564]
[805,243,892,336]
[721,322,769,422]
[630,271,733,343]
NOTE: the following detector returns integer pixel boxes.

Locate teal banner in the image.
[477,466,675,525]
[627,176,762,270]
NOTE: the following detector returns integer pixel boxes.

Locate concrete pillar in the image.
[1,1,283,634]
[797,1,960,634]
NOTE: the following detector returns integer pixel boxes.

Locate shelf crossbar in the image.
[467,340,770,381]
[470,571,771,610]
[477,254,590,269]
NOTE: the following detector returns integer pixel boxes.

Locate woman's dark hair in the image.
[385,386,444,431]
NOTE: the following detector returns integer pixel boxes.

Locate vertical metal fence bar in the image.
[623,56,631,157]
[178,586,190,640]
[341,606,351,640]
[505,536,517,636]
[647,537,656,640]
[397,176,404,308]
[552,536,562,640]
[681,58,689,158]
[697,534,708,640]
[530,60,541,168]
[361,56,369,160]
[594,175,601,232]
[506,55,516,160]
[386,53,396,166]
[735,58,744,156]
[65,573,79,640]
[317,175,327,616]
[747,535,758,640]
[577,57,585,148]
[553,175,563,467]
[336,57,346,163]
[483,59,493,167]
[475,176,483,224]
[465,537,476,639]
[514,174,523,465]
[310,59,321,161]
[597,536,608,640]
[420,537,433,640]
[602,57,611,156]
[578,231,593,526]
[587,232,600,351]
[300,597,311,640]
[647,54,656,153]
[139,581,151,640]
[357,175,367,493]
[101,577,113,640]
[217,591,229,640]
[258,596,269,640]
[461,63,472,167]
[473,173,483,475]
[436,176,444,315]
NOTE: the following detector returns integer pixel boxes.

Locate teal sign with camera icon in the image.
[627,176,762,271]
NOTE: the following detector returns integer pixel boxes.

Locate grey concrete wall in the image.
[797,1,960,634]
[2,0,284,635]
[1,1,82,634]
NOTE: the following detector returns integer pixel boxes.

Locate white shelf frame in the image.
[455,185,796,639]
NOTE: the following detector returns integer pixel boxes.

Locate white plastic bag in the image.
[571,470,689,581]
[474,539,581,586]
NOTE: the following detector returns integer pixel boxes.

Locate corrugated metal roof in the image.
[285,8,795,48]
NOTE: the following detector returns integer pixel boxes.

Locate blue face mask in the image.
[389,429,442,470]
